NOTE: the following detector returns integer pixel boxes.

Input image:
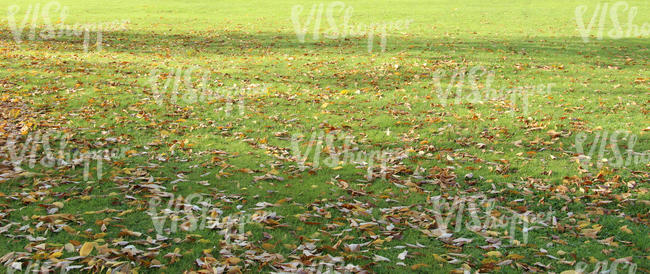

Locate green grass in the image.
[0,0,648,273]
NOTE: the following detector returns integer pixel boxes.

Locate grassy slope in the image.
[0,0,648,273]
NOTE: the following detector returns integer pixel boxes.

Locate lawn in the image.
[0,0,648,273]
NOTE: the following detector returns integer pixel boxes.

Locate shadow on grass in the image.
[0,26,647,61]
[0,27,647,97]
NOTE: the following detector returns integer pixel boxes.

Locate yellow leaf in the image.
[117,209,133,217]
[79,242,95,256]
[9,109,20,118]
[620,225,633,234]
[20,125,30,135]
[432,254,446,263]
[486,251,502,258]
[225,257,241,265]
[411,263,429,270]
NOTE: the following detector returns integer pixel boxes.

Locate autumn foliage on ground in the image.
[0,0,648,273]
